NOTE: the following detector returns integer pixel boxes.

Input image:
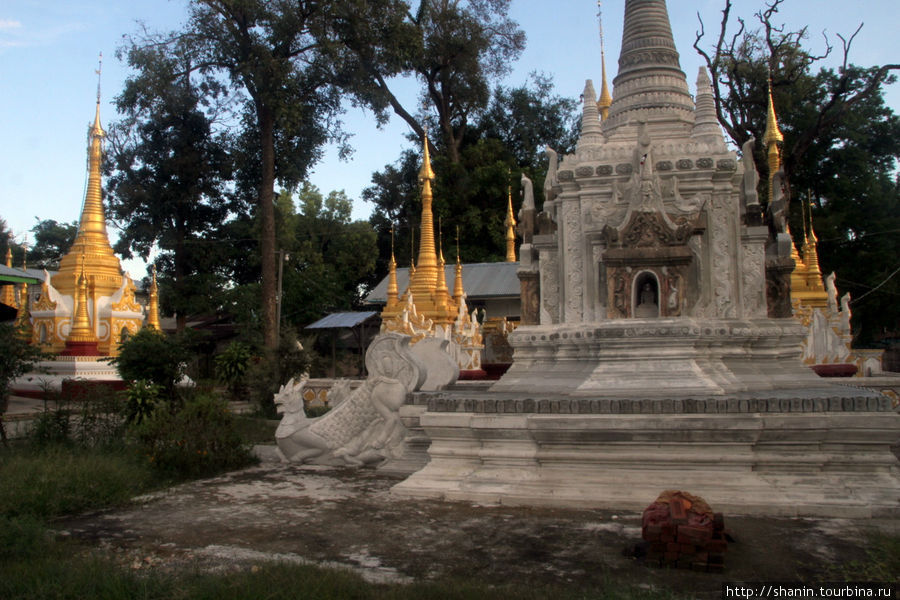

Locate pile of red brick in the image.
[641,490,727,571]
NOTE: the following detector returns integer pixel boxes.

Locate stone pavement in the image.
[57,459,899,599]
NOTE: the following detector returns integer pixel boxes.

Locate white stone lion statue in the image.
[274,333,426,466]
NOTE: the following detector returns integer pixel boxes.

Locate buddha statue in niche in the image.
[634,279,659,318]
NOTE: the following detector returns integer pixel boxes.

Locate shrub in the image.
[109,328,191,398]
[215,341,252,400]
[0,323,47,444]
[124,380,161,425]
[133,394,255,479]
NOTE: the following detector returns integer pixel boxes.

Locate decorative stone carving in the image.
[539,251,559,324]
[655,160,673,171]
[740,241,766,317]
[676,159,693,170]
[575,166,594,178]
[716,159,736,171]
[596,165,614,176]
[544,146,559,202]
[616,163,633,175]
[275,334,425,466]
[768,170,788,234]
[563,202,584,322]
[710,197,735,318]
[696,158,714,169]
[558,170,574,182]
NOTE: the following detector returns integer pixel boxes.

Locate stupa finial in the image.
[147,264,162,330]
[504,182,517,262]
[596,1,613,120]
[409,128,439,296]
[387,225,399,308]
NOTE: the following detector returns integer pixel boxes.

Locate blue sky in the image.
[1,0,897,278]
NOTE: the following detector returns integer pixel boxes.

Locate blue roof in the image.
[365,261,519,305]
[305,311,380,329]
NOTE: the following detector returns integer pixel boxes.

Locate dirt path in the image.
[57,462,898,598]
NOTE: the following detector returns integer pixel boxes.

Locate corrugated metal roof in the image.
[0,265,42,284]
[365,262,519,305]
[305,311,380,329]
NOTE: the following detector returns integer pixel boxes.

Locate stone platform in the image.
[13,356,121,396]
[392,387,900,518]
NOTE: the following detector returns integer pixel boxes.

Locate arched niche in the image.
[633,271,660,318]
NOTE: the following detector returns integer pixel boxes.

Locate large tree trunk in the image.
[258,106,278,349]
[175,221,187,333]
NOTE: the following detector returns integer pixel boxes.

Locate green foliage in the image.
[365,74,578,279]
[26,219,78,269]
[110,328,191,398]
[0,323,47,443]
[246,327,311,417]
[0,446,154,520]
[133,394,254,478]
[124,380,161,425]
[215,341,253,399]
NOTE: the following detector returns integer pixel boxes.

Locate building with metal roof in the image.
[365,262,521,321]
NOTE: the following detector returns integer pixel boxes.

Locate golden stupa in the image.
[380,131,460,331]
[29,62,154,356]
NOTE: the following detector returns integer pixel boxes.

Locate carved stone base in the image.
[393,388,900,518]
[517,271,540,326]
[490,318,818,397]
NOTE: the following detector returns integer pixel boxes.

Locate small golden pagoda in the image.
[29,61,146,356]
[504,186,517,262]
[381,131,459,332]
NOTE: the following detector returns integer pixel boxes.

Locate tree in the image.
[335,0,526,163]
[141,0,349,349]
[0,323,46,445]
[27,219,77,269]
[694,0,899,205]
[364,74,578,281]
[694,0,900,343]
[282,184,377,326]
[106,40,231,331]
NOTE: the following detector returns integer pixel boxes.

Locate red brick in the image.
[650,542,666,553]
[713,513,725,531]
[706,540,727,553]
[677,525,713,544]
[708,553,725,565]
[669,499,688,524]
[660,533,675,543]
[664,551,679,562]
[661,524,675,537]
[679,543,696,553]
[692,562,708,571]
[667,542,680,552]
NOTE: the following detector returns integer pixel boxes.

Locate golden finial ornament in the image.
[453,225,465,305]
[147,264,162,330]
[14,280,31,341]
[596,1,613,120]
[435,218,451,306]
[386,225,399,308]
[504,183,517,262]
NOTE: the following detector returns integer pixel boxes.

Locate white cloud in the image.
[0,19,23,30]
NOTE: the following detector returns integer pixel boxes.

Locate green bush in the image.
[215,341,252,400]
[133,394,255,479]
[29,385,127,449]
[109,328,191,398]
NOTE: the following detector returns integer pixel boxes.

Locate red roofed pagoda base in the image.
[59,341,103,357]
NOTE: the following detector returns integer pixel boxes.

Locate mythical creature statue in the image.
[768,169,788,234]
[740,136,761,213]
[274,334,425,466]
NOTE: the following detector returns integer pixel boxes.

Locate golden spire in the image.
[504,183,517,262]
[1,243,17,308]
[434,218,451,309]
[763,77,785,202]
[408,129,439,296]
[68,255,97,343]
[804,193,823,288]
[53,55,124,303]
[453,226,465,305]
[14,281,31,341]
[386,226,399,308]
[596,1,612,120]
[146,264,161,330]
[409,226,416,277]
